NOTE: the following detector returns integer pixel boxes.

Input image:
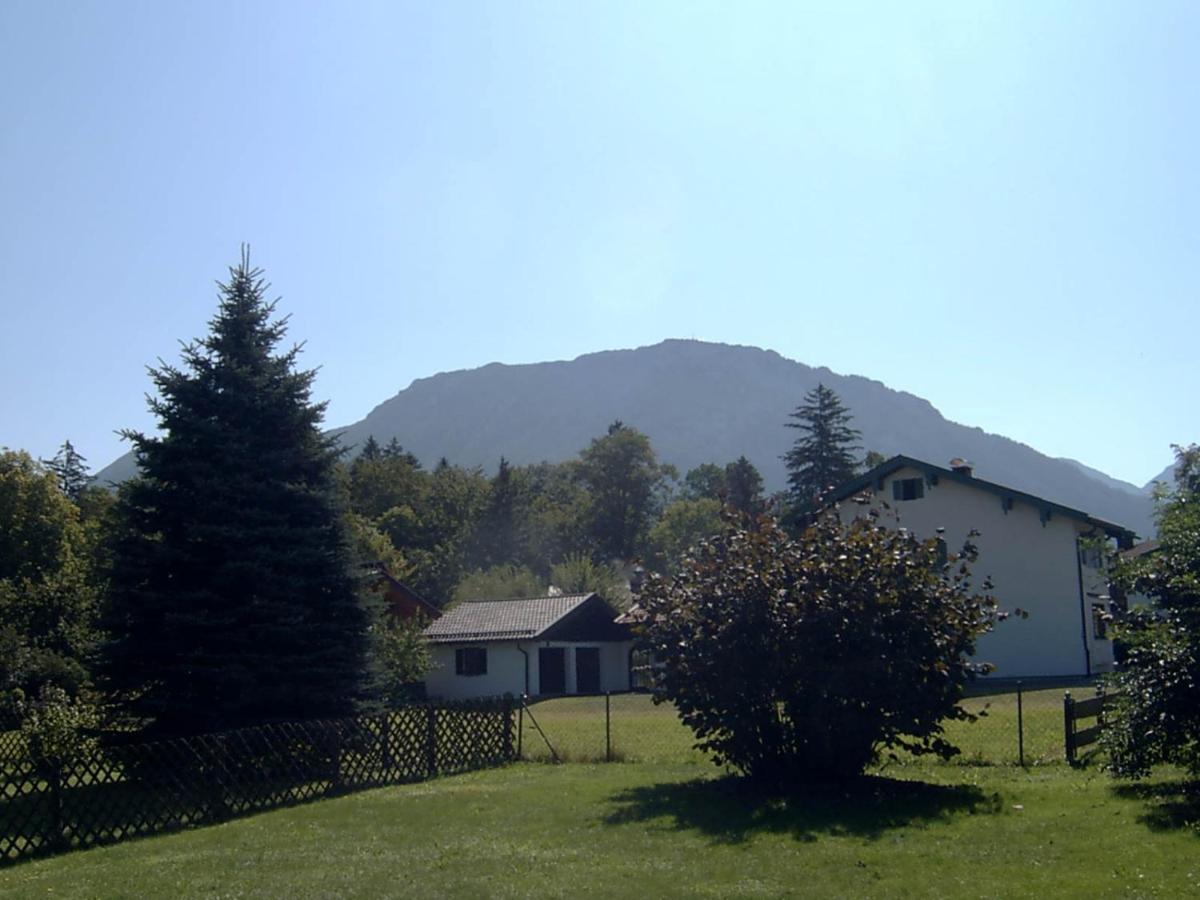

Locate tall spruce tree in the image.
[103,250,371,737]
[782,383,861,518]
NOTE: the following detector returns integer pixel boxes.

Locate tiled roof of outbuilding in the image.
[424,594,596,643]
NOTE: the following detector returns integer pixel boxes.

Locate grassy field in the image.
[520,687,1093,767]
[0,760,1195,898]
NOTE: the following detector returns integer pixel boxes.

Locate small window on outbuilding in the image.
[892,477,924,501]
[1091,603,1108,640]
[455,647,488,676]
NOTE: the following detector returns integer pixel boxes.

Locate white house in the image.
[423,593,634,700]
[830,456,1137,679]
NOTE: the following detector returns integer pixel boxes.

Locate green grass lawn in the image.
[521,687,1092,767]
[1,760,1195,898]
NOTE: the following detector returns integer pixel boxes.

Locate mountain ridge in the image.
[96,338,1157,537]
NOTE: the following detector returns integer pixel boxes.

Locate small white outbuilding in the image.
[423,593,634,700]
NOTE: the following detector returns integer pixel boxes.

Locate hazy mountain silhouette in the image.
[97,339,1157,537]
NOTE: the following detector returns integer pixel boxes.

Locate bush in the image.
[16,684,100,776]
[634,513,997,786]
[1104,444,1200,778]
[375,617,433,707]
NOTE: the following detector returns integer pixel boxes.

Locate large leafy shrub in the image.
[635,512,996,785]
[1103,444,1200,777]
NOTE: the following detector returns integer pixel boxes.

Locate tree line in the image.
[5,249,1192,789]
[0,251,871,744]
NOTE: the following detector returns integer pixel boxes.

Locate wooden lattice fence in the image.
[0,697,515,865]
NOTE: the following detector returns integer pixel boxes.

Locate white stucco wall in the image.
[838,466,1117,678]
[424,640,633,700]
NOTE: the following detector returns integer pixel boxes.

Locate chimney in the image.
[949,458,973,477]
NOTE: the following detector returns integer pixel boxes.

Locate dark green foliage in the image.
[681,464,727,502]
[647,498,723,573]
[103,251,372,738]
[359,435,382,462]
[782,384,862,519]
[375,617,432,707]
[549,553,630,608]
[470,458,527,570]
[723,456,765,518]
[1104,444,1200,778]
[577,422,676,562]
[453,564,545,604]
[394,463,491,604]
[635,513,996,785]
[43,440,91,502]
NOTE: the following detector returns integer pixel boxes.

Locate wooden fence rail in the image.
[0,697,515,866]
[1063,690,1116,766]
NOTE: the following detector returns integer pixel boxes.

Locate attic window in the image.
[892,478,924,501]
[455,647,488,677]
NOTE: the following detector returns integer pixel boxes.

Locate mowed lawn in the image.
[520,687,1093,767]
[1,759,1197,898]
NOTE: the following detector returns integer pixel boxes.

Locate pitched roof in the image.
[829,455,1138,544]
[424,593,597,643]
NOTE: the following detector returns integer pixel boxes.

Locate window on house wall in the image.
[1091,603,1108,640]
[935,538,948,569]
[1080,545,1103,569]
[892,477,924,501]
[455,647,487,676]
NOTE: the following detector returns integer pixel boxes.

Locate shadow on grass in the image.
[605,774,998,844]
[1111,780,1200,835]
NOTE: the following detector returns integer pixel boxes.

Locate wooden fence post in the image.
[49,763,66,850]
[425,706,438,778]
[502,695,515,761]
[381,713,394,775]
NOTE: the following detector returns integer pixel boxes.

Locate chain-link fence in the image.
[518,684,1100,768]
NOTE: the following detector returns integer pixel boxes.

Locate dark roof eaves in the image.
[829,455,1137,540]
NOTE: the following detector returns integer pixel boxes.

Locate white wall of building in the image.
[838,466,1117,678]
[425,640,633,700]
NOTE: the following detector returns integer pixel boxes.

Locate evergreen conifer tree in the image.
[103,250,371,737]
[724,456,765,517]
[782,384,861,518]
[359,435,383,462]
[44,440,90,502]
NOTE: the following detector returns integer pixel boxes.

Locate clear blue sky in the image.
[2,1,1196,487]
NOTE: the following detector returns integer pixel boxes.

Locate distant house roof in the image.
[424,593,630,644]
[378,571,442,620]
[1120,538,1161,561]
[829,455,1138,545]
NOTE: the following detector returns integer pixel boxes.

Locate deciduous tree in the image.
[576,422,676,562]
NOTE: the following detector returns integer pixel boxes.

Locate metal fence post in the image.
[1063,691,1075,766]
[605,692,612,762]
[517,696,525,760]
[1017,680,1025,767]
